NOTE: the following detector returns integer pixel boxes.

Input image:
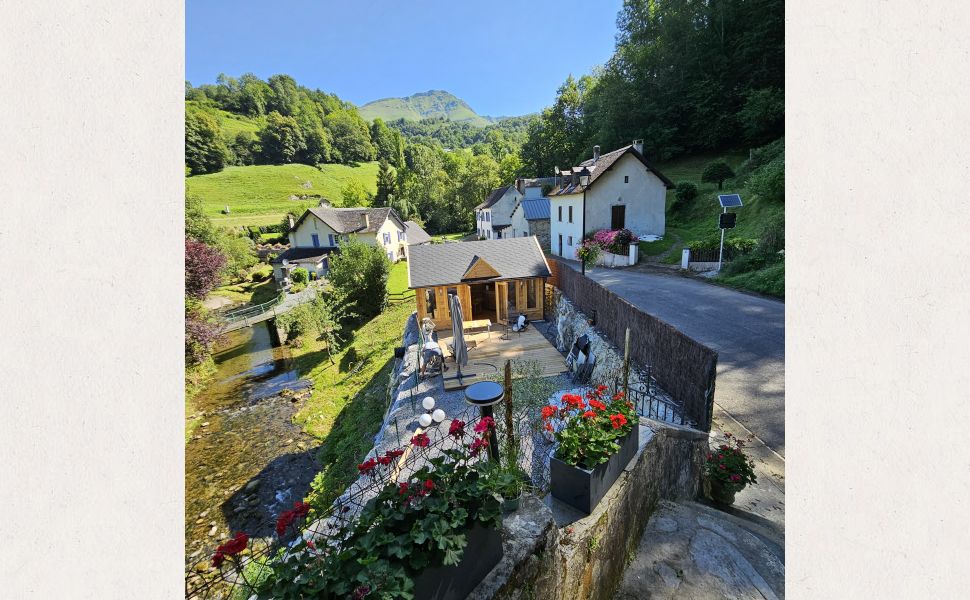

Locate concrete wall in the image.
[469,421,708,600]
[531,220,551,253]
[550,193,584,259]
[585,153,666,238]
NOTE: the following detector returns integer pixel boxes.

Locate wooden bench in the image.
[463,319,492,339]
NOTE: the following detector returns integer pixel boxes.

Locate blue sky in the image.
[186,0,623,117]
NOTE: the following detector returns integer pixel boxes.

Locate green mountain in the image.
[358,90,494,127]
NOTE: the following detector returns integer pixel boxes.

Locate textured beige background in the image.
[2,0,970,597]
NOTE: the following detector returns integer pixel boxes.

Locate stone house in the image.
[508,190,551,251]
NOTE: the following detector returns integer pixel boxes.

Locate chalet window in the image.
[568,206,573,223]
[568,236,573,246]
[328,234,335,246]
[311,233,320,248]
[425,289,437,315]
[558,206,562,222]
[558,234,563,255]
[383,232,391,245]
[624,175,629,183]
[611,205,626,230]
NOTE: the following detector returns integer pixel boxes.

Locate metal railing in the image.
[222,292,286,323]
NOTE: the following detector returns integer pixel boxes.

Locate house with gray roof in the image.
[407,237,551,330]
[404,220,432,246]
[270,206,408,284]
[548,140,674,260]
[508,182,552,250]
[474,185,521,240]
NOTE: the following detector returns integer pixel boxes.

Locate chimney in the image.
[287,214,295,230]
[515,178,524,194]
[360,212,370,229]
[593,145,600,161]
[632,139,644,154]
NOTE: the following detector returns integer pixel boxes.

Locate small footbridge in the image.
[221,284,319,333]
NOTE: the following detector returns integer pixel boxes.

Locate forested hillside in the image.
[520,0,784,174]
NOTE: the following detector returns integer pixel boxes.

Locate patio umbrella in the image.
[445,293,473,383]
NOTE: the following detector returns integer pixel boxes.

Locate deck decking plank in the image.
[437,326,566,391]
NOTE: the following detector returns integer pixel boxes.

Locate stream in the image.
[184,321,317,572]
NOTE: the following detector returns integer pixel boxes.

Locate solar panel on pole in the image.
[718,194,743,208]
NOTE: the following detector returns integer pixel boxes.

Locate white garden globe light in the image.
[422,397,436,410]
[432,409,446,423]
[418,413,433,428]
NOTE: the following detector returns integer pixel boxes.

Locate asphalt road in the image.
[564,262,785,456]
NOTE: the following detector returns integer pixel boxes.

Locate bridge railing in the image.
[222,292,286,324]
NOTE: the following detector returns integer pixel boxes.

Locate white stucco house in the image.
[475,185,521,240]
[508,184,552,250]
[271,206,408,283]
[548,140,674,261]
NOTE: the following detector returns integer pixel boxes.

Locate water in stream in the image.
[184,321,317,571]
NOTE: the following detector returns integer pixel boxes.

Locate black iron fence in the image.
[185,415,499,599]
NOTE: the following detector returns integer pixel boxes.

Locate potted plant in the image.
[576,239,602,272]
[543,385,639,514]
[705,432,757,505]
[259,418,503,600]
[488,461,527,513]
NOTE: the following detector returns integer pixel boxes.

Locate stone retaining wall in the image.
[470,419,708,600]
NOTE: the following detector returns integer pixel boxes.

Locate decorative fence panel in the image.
[547,258,718,431]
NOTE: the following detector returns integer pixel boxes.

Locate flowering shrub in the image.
[705,432,757,492]
[542,385,637,468]
[591,228,635,254]
[211,532,248,568]
[576,239,602,269]
[253,418,502,599]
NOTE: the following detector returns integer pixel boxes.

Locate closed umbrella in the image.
[445,293,473,384]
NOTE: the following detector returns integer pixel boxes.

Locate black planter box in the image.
[550,427,640,514]
[411,522,503,600]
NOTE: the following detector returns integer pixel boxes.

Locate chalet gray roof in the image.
[270,247,335,264]
[293,207,405,234]
[515,198,551,221]
[407,237,551,289]
[550,144,674,196]
[475,185,514,210]
[404,220,432,245]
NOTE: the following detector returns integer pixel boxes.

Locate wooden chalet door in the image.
[611,205,626,230]
[496,282,509,323]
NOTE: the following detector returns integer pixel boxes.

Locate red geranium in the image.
[588,399,607,411]
[582,410,596,419]
[541,405,557,419]
[399,482,409,496]
[213,532,248,565]
[358,458,378,475]
[411,433,430,447]
[474,416,495,433]
[470,437,488,456]
[424,479,435,491]
[609,413,628,429]
[386,449,405,458]
[562,393,585,409]
[448,419,466,437]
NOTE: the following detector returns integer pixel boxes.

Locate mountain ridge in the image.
[358,90,504,127]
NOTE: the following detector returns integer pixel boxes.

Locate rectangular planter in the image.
[550,426,640,514]
[411,522,503,600]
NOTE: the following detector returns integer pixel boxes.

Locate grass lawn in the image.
[186,162,379,228]
[293,300,415,509]
[387,260,415,304]
[211,264,278,306]
[432,231,472,242]
[717,261,785,299]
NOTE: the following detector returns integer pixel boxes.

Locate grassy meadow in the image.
[186,162,380,228]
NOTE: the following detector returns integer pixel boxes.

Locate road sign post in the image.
[716,195,743,273]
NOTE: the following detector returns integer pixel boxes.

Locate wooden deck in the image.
[437,324,567,391]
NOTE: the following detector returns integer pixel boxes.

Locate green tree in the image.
[259,111,305,164]
[185,193,217,244]
[185,109,229,174]
[375,159,397,207]
[327,239,389,321]
[701,160,735,190]
[300,126,333,165]
[748,154,784,202]
[326,111,376,163]
[230,131,258,166]
[340,178,371,207]
[739,87,785,143]
[215,232,258,280]
[673,181,699,213]
[498,153,524,184]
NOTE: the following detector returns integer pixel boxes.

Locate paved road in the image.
[564,261,785,457]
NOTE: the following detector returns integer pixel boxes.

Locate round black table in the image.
[464,381,504,460]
